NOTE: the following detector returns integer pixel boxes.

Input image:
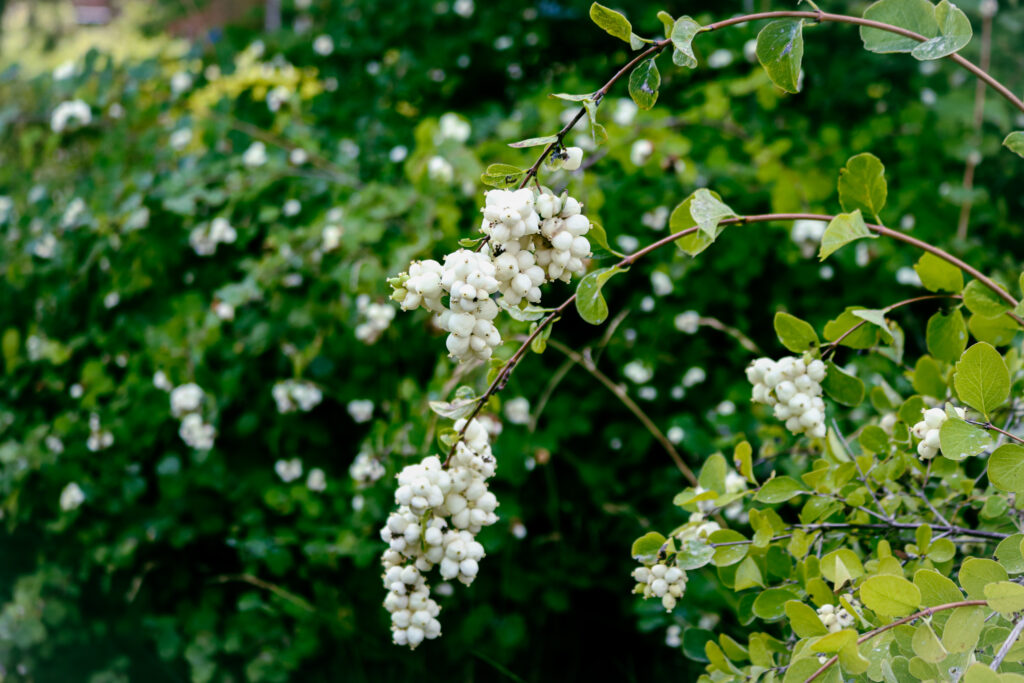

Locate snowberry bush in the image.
[4,0,1024,680]
[383,2,1024,680]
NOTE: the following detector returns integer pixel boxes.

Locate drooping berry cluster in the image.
[912,405,966,460]
[390,182,593,364]
[632,563,688,612]
[746,356,828,438]
[379,418,499,648]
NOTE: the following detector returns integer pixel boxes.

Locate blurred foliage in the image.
[0,0,1022,681]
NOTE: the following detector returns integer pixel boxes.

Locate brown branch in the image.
[702,10,1024,115]
[806,600,989,681]
[515,39,671,191]
[444,212,1021,466]
[822,294,962,358]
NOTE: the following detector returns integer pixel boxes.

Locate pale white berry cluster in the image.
[169,383,215,450]
[817,599,860,633]
[86,413,114,452]
[746,356,828,438]
[912,406,966,460]
[350,450,386,487]
[380,418,499,648]
[271,379,323,414]
[632,563,688,612]
[391,186,592,363]
[354,294,395,344]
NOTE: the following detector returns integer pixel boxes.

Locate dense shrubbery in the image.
[1,0,1023,681]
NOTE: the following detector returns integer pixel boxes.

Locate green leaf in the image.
[690,189,738,239]
[911,0,972,60]
[852,308,893,342]
[814,629,858,654]
[550,92,594,102]
[819,210,877,260]
[915,252,964,293]
[786,600,828,637]
[912,355,946,399]
[1005,131,1024,159]
[938,417,993,461]
[755,476,805,503]
[586,221,624,258]
[859,574,921,617]
[588,3,632,43]
[985,581,1024,615]
[627,58,660,110]
[629,33,646,51]
[675,539,714,570]
[670,190,733,256]
[838,153,887,222]
[708,529,749,567]
[428,388,480,419]
[508,135,559,149]
[941,606,985,654]
[824,307,880,349]
[926,309,967,362]
[822,360,865,407]
[698,453,728,494]
[670,16,702,68]
[630,531,666,563]
[969,313,1020,347]
[657,11,675,38]
[959,558,1008,600]
[821,549,865,586]
[581,99,608,145]
[529,320,554,354]
[773,312,819,353]
[914,569,964,607]
[953,342,1010,419]
[964,663,1002,683]
[575,266,625,325]
[963,279,1012,318]
[860,425,890,454]
[911,621,947,663]
[734,441,756,485]
[480,163,526,188]
[751,588,796,621]
[734,556,765,590]
[755,20,804,94]
[988,444,1024,495]
[995,534,1024,574]
[861,0,939,53]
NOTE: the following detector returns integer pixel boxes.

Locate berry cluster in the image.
[380,418,499,648]
[271,379,323,414]
[354,295,395,344]
[912,406,966,460]
[632,563,688,612]
[168,383,215,451]
[390,182,593,364]
[350,450,386,487]
[746,356,828,438]
[816,598,860,633]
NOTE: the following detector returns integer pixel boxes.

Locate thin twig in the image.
[210,574,316,613]
[542,337,698,485]
[966,419,1024,445]
[992,613,1024,671]
[698,316,763,355]
[957,9,993,240]
[822,294,961,358]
